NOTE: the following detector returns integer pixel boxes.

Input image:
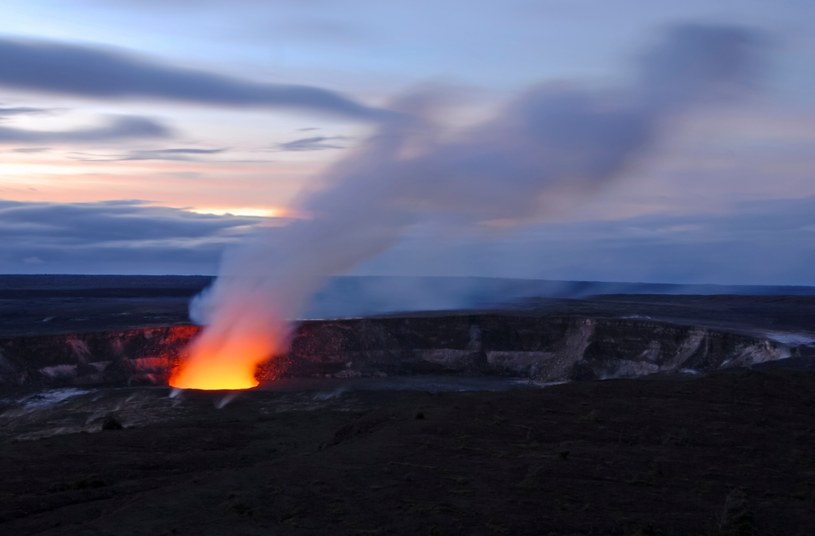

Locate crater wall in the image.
[0,314,804,390]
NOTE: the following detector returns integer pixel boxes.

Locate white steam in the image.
[187,24,765,367]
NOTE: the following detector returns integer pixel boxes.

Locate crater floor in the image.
[1,368,813,535]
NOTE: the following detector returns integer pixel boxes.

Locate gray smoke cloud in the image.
[179,23,766,381]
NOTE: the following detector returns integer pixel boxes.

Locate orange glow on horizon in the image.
[0,152,317,209]
[187,206,288,218]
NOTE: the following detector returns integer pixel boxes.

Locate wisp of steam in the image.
[169,24,765,390]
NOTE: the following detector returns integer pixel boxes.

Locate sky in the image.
[0,0,814,285]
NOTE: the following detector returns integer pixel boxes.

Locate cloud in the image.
[69,147,227,162]
[276,136,346,151]
[354,195,815,286]
[638,23,768,106]
[268,16,381,48]
[2,193,812,284]
[0,199,255,242]
[0,105,58,119]
[9,146,50,153]
[0,200,267,274]
[0,115,171,144]
[0,36,388,121]
[122,147,227,161]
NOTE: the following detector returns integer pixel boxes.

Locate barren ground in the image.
[1,368,813,535]
[1,276,814,534]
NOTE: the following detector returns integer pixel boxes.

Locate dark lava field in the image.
[0,275,814,535]
[1,370,814,535]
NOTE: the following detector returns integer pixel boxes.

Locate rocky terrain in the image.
[0,312,809,390]
[0,368,814,535]
[1,275,814,534]
[1,274,814,390]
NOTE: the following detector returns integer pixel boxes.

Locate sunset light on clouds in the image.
[1,0,815,284]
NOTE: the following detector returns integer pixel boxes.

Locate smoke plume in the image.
[171,23,765,388]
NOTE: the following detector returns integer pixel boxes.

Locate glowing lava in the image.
[169,355,259,390]
[169,266,291,391]
[169,326,273,390]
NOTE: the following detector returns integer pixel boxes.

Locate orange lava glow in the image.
[169,359,259,390]
[169,331,271,391]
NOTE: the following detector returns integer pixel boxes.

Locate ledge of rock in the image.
[0,313,806,390]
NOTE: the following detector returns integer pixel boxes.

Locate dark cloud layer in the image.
[0,200,262,274]
[69,147,226,162]
[9,146,50,153]
[0,37,386,120]
[276,136,346,151]
[120,147,227,161]
[0,115,171,144]
[0,106,57,119]
[2,195,813,284]
[357,195,815,286]
[0,199,257,242]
